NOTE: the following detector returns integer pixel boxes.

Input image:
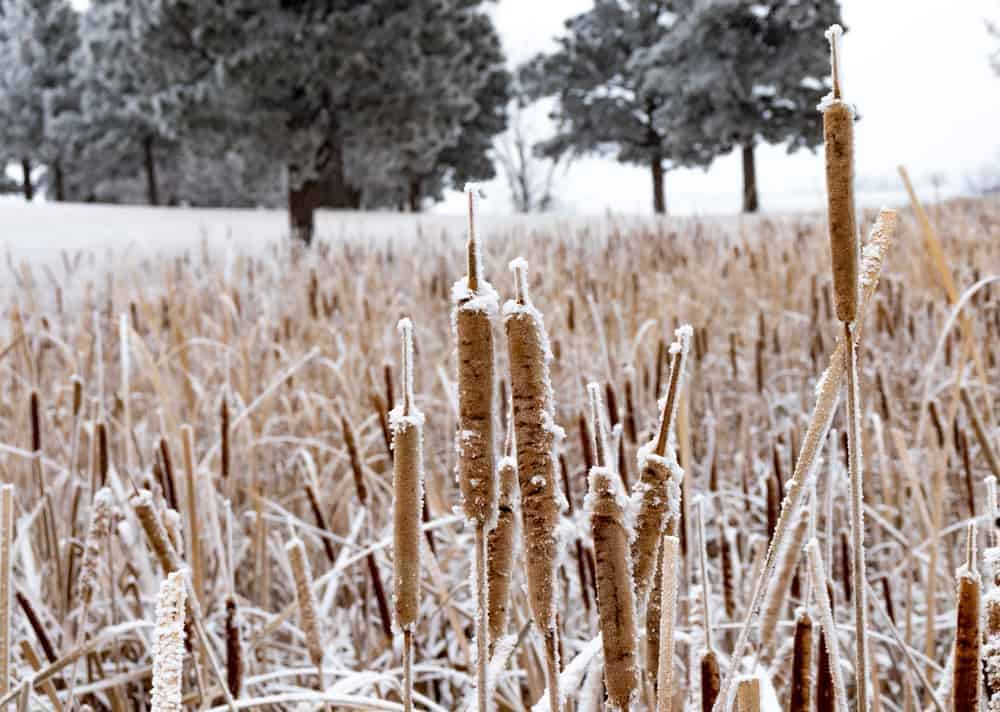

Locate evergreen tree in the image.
[642,0,842,212]
[138,0,509,240]
[521,0,715,214]
[0,0,80,201]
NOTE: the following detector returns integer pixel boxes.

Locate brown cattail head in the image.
[132,490,182,574]
[587,466,638,711]
[487,446,519,649]
[452,254,498,527]
[503,257,562,633]
[391,318,425,632]
[286,536,324,670]
[151,569,187,712]
[954,525,981,712]
[701,649,721,712]
[821,25,858,323]
[789,610,815,712]
[224,596,242,698]
[736,676,762,712]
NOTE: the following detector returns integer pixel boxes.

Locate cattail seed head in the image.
[954,527,981,712]
[588,466,638,711]
[503,257,561,633]
[391,318,425,632]
[151,570,187,712]
[821,25,858,323]
[286,537,324,670]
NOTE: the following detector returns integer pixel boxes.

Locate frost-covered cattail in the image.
[286,537,324,672]
[78,487,114,609]
[656,535,681,712]
[151,570,187,712]
[821,24,857,324]
[983,478,1000,709]
[391,318,424,633]
[453,185,499,527]
[632,325,691,606]
[391,318,424,712]
[455,187,499,712]
[700,651,721,712]
[504,256,563,712]
[132,490,183,574]
[224,595,242,698]
[953,524,981,712]
[587,385,638,711]
[487,417,519,651]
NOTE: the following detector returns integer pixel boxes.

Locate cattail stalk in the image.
[454,187,499,712]
[151,570,187,712]
[960,387,1000,479]
[180,425,204,604]
[587,384,638,711]
[504,257,562,712]
[0,485,12,698]
[392,318,424,712]
[822,25,870,711]
[655,536,681,712]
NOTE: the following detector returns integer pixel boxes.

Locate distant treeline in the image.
[1,0,843,241]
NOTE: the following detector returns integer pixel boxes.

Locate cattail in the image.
[180,425,204,604]
[454,184,498,527]
[132,490,183,573]
[77,487,114,609]
[953,524,981,712]
[487,424,519,650]
[224,596,242,698]
[701,651,721,712]
[632,325,691,607]
[391,318,424,712]
[455,187,498,712]
[656,536,681,712]
[504,256,563,712]
[737,677,761,712]
[151,570,187,712]
[982,481,1000,709]
[587,384,638,710]
[220,392,230,481]
[286,537,324,672]
[0,485,12,698]
[789,610,814,712]
[821,24,857,324]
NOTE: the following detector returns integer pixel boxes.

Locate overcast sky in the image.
[440,0,1000,215]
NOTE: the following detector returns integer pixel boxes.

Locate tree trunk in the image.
[742,142,759,213]
[288,172,322,246]
[21,159,34,202]
[143,135,160,206]
[651,156,666,214]
[407,177,421,213]
[53,161,65,202]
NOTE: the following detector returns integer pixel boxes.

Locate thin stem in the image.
[696,499,713,651]
[466,188,479,292]
[654,347,683,456]
[399,319,413,416]
[844,322,869,712]
[475,526,488,712]
[402,629,414,712]
[587,383,607,468]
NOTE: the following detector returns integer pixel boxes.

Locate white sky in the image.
[436,0,1000,215]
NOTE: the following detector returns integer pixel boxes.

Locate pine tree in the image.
[0,0,80,201]
[521,0,716,214]
[645,0,843,212]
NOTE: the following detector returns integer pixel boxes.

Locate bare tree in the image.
[495,99,569,213]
